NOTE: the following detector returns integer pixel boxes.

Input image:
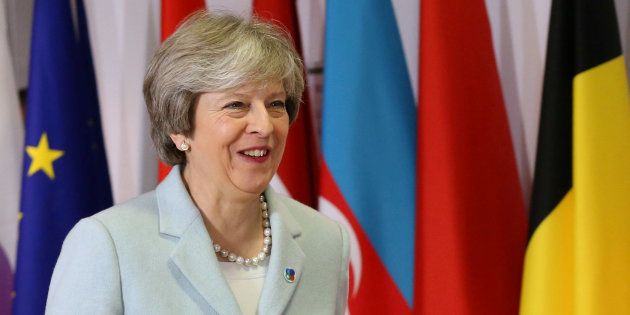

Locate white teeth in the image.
[243,149,267,157]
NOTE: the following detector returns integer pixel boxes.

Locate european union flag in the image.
[14,0,113,313]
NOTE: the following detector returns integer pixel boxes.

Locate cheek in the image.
[190,122,239,158]
[201,117,241,143]
[275,122,290,145]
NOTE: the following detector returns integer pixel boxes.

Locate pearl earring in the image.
[179,142,189,151]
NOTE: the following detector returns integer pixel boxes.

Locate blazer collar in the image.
[156,164,199,237]
[157,165,241,314]
[156,166,306,314]
[258,188,306,314]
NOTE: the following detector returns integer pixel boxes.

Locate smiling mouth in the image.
[241,149,269,157]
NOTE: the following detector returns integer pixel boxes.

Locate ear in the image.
[170,133,188,148]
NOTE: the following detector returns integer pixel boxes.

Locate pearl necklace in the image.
[212,194,271,267]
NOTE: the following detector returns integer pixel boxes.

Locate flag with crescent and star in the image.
[13,0,113,314]
[319,0,416,313]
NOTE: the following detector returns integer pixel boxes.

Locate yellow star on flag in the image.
[26,133,65,180]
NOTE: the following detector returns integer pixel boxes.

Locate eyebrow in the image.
[231,91,286,99]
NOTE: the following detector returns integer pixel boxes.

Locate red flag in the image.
[252,0,319,207]
[158,0,205,180]
[415,0,527,314]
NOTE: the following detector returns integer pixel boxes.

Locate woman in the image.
[46,11,349,314]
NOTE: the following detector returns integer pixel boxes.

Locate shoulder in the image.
[268,191,350,259]
[270,192,344,236]
[55,190,162,270]
[47,215,125,313]
[93,190,158,224]
[74,190,160,240]
[52,190,160,272]
[53,190,158,252]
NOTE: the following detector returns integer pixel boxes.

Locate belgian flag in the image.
[520,0,630,314]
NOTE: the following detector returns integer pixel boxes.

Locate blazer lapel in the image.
[169,219,241,314]
[258,189,306,315]
[157,166,241,315]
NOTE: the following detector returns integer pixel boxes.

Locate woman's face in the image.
[178,81,289,196]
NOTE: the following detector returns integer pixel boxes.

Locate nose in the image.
[246,102,273,137]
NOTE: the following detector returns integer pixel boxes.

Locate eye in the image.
[223,101,246,110]
[269,100,286,109]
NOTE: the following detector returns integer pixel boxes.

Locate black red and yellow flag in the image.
[521,0,630,314]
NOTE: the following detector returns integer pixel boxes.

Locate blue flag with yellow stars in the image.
[13,0,113,313]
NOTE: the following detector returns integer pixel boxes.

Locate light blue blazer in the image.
[46,166,350,314]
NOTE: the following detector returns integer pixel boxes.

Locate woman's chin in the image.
[233,176,273,195]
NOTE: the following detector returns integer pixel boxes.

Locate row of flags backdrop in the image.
[1,0,629,314]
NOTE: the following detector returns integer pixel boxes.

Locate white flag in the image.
[84,0,160,203]
[0,0,24,310]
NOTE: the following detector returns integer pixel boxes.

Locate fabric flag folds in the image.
[253,0,319,208]
[416,0,527,314]
[0,1,23,313]
[320,0,415,313]
[157,0,206,181]
[13,0,113,313]
[161,0,205,42]
[520,1,630,314]
[85,0,160,204]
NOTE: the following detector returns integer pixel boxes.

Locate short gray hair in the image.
[143,11,305,165]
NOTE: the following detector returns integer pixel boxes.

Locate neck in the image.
[181,164,264,259]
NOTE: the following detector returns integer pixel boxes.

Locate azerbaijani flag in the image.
[319,0,416,313]
[520,0,630,313]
